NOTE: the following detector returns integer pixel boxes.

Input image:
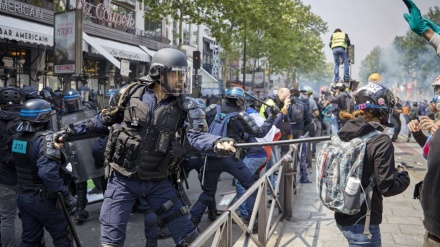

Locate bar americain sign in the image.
[0,0,44,19]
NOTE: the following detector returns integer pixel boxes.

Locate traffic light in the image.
[193,51,201,70]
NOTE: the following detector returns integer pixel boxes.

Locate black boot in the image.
[74,181,89,224]
[207,198,218,221]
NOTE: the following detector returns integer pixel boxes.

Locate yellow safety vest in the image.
[331,32,347,49]
[259,98,276,119]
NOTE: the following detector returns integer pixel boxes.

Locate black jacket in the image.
[422,128,440,238]
[0,106,21,186]
[335,116,410,226]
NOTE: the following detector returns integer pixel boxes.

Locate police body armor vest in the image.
[109,85,186,180]
[12,131,44,193]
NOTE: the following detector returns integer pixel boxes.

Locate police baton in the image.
[234,136,331,148]
[57,192,82,247]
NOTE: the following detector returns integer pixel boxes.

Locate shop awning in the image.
[0,15,53,46]
[139,45,156,58]
[83,32,121,69]
[89,36,150,62]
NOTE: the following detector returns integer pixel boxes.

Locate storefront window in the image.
[144,17,162,40]
[111,4,135,31]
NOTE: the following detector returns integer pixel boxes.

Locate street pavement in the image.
[11,131,429,247]
[235,134,428,247]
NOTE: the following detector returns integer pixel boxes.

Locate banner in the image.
[54,10,82,74]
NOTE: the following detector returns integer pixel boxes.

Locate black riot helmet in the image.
[78,85,91,102]
[245,90,256,107]
[0,86,22,105]
[225,87,246,108]
[354,83,395,125]
[63,89,82,113]
[18,99,54,132]
[39,88,53,101]
[148,48,192,95]
[21,85,41,102]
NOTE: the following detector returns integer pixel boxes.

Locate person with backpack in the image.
[289,89,313,183]
[289,89,310,138]
[317,83,410,246]
[190,87,279,228]
[0,86,22,247]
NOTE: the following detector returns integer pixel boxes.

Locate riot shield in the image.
[59,109,104,182]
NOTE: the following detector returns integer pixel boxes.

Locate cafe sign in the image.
[76,0,135,29]
[0,0,44,19]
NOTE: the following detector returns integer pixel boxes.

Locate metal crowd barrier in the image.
[190,136,330,247]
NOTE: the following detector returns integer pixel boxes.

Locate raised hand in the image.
[402,0,429,36]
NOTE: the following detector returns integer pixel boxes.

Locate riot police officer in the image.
[78,84,98,111]
[12,99,77,246]
[0,86,22,247]
[63,48,236,246]
[61,88,102,224]
[21,85,41,102]
[190,87,278,228]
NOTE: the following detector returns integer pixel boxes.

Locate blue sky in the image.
[302,0,437,80]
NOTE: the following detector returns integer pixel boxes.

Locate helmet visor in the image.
[63,98,82,113]
[162,66,192,95]
[80,91,90,102]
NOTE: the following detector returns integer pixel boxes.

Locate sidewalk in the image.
[264,167,425,247]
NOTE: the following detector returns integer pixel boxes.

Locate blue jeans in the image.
[100,172,195,246]
[235,156,266,218]
[333,47,350,82]
[337,224,381,247]
[0,184,17,247]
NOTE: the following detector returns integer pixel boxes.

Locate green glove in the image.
[402,0,428,36]
[424,18,440,35]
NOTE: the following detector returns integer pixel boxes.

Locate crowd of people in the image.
[0,47,324,247]
[2,0,440,246]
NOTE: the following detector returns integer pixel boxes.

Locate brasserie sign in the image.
[76,0,135,29]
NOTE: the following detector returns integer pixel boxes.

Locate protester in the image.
[329,28,351,82]
[332,84,410,246]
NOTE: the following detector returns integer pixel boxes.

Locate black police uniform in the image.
[12,99,76,246]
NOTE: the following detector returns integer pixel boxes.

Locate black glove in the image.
[268,105,280,120]
[213,137,236,157]
[270,105,281,116]
[53,130,68,143]
[64,194,78,212]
